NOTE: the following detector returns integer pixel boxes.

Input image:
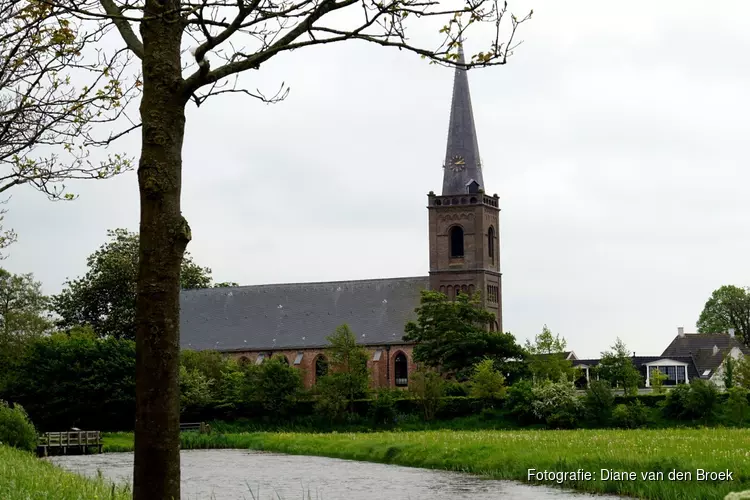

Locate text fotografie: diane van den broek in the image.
[527,469,734,483]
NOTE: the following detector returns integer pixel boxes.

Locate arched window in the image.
[238,356,250,365]
[488,226,495,263]
[275,355,289,365]
[394,352,408,387]
[450,226,464,258]
[315,355,328,382]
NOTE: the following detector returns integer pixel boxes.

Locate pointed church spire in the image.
[442,40,484,196]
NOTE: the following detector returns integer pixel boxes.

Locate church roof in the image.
[179,276,429,351]
[442,42,484,195]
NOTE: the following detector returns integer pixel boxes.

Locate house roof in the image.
[661,333,749,358]
[661,333,748,377]
[179,276,429,351]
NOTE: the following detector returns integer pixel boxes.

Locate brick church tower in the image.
[427,45,503,332]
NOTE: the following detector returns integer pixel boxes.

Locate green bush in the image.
[531,379,582,429]
[256,355,303,415]
[505,380,537,425]
[664,380,720,422]
[584,380,614,425]
[612,400,650,429]
[443,380,469,397]
[368,389,399,428]
[468,358,507,404]
[724,387,750,425]
[0,400,37,451]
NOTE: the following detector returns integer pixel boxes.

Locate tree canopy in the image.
[697,285,750,346]
[52,228,214,339]
[524,324,575,383]
[597,338,642,396]
[404,290,524,380]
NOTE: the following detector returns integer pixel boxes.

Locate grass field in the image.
[0,444,131,500]
[103,427,750,499]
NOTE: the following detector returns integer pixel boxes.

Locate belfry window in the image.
[450,226,464,258]
[488,226,495,263]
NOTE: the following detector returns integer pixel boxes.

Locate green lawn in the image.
[103,427,750,499]
[0,444,131,500]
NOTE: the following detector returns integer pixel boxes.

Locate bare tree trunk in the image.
[133,2,189,499]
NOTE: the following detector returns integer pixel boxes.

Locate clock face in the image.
[449,155,466,172]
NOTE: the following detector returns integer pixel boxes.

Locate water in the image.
[50,450,622,500]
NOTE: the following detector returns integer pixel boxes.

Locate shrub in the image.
[531,378,582,429]
[612,400,650,429]
[179,365,214,412]
[468,358,506,404]
[443,380,468,397]
[314,374,350,422]
[584,380,614,425]
[409,367,445,421]
[0,400,37,451]
[368,389,399,428]
[724,387,750,425]
[256,355,303,414]
[664,380,720,422]
[505,379,537,425]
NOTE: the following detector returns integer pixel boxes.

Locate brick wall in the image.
[226,344,415,390]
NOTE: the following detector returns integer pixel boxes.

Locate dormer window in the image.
[466,179,480,194]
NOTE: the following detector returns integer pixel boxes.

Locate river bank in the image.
[0,444,130,500]
[103,428,750,499]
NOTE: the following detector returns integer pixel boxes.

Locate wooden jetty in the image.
[179,422,211,434]
[37,430,102,457]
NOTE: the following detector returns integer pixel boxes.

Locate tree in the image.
[468,357,506,401]
[4,326,136,430]
[697,285,750,346]
[36,0,531,495]
[650,368,668,395]
[52,228,213,339]
[0,269,51,354]
[408,365,445,421]
[404,290,525,380]
[597,338,642,396]
[723,355,737,390]
[736,356,750,390]
[525,324,574,383]
[0,0,136,254]
[322,324,370,403]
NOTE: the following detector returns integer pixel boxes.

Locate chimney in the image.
[729,328,736,338]
[678,326,685,337]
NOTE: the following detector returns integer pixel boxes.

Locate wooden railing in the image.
[37,431,102,456]
[179,422,211,434]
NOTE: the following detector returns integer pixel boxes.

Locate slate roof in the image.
[442,43,484,196]
[661,333,749,358]
[661,333,749,377]
[179,276,429,351]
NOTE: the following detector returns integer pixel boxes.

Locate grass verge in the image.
[104,428,750,499]
[0,444,131,500]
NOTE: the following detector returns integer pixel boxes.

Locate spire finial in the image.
[441,38,483,195]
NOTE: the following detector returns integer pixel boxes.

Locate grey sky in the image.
[8,0,750,358]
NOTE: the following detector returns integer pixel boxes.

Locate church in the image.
[179,47,503,389]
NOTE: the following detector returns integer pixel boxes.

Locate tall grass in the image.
[0,444,131,500]
[105,428,750,499]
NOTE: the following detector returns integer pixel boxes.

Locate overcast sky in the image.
[8,0,750,358]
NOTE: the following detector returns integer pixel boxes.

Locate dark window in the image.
[488,226,495,263]
[238,356,250,365]
[450,226,464,257]
[315,356,328,381]
[467,181,480,194]
[394,352,408,387]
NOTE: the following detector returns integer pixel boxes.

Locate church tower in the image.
[427,44,503,331]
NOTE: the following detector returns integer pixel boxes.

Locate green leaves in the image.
[52,228,215,340]
[404,290,524,380]
[697,285,750,345]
